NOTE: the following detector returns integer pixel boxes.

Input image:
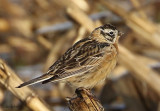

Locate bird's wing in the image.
[16,38,92,88]
[16,38,112,88]
[42,38,112,84]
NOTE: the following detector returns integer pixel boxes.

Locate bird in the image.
[17,24,122,89]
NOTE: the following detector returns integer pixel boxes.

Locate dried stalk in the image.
[0,59,51,111]
[112,54,160,80]
[37,35,53,50]
[113,74,146,111]
[130,0,148,20]
[99,0,160,49]
[70,0,89,12]
[55,0,100,32]
[67,88,104,111]
[118,45,160,96]
[0,18,10,32]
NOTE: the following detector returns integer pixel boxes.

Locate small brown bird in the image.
[17,24,122,89]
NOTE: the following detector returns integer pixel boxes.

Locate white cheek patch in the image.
[104,29,110,33]
[113,38,116,43]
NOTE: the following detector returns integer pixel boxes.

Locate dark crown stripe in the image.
[100,24,116,30]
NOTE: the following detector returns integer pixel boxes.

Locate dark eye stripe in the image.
[101,30,115,38]
[107,33,115,38]
[100,30,106,36]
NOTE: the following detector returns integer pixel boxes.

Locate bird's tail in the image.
[16,73,52,88]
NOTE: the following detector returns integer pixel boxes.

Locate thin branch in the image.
[0,59,52,111]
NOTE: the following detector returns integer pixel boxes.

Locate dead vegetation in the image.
[0,0,160,111]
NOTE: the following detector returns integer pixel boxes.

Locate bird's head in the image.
[90,24,122,44]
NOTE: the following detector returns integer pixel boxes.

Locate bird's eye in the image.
[109,31,114,36]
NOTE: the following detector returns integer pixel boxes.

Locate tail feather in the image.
[42,75,59,84]
[16,73,52,88]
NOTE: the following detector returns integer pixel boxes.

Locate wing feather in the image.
[42,38,111,84]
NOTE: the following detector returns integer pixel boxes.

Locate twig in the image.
[0,59,51,111]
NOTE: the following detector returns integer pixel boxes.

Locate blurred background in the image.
[0,0,160,111]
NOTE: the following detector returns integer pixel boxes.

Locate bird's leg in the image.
[75,87,91,96]
[75,87,98,101]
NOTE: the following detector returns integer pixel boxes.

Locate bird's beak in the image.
[118,31,124,37]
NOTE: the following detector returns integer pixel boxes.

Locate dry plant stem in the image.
[37,35,53,50]
[113,74,146,111]
[7,36,39,52]
[99,0,160,49]
[0,0,26,17]
[57,0,100,31]
[118,45,160,96]
[70,0,89,12]
[113,70,160,111]
[141,48,160,60]
[73,26,86,43]
[0,18,10,32]
[130,0,147,20]
[112,54,160,80]
[67,6,95,32]
[67,89,104,111]
[113,75,146,111]
[35,0,49,10]
[0,59,51,111]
